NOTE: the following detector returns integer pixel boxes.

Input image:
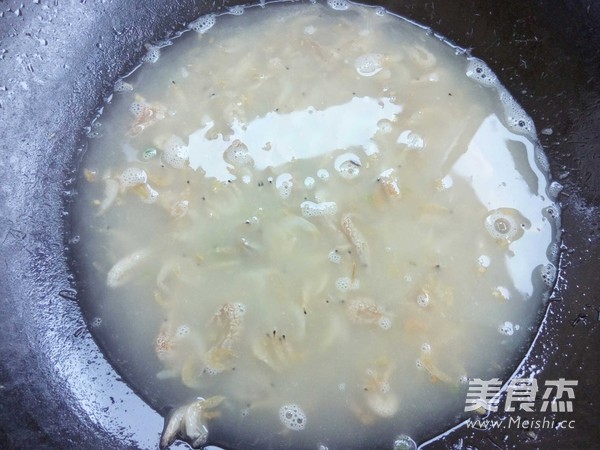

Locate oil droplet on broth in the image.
[72,1,561,449]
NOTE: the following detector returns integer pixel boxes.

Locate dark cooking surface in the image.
[0,0,598,449]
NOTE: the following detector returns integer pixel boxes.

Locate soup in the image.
[72,1,561,448]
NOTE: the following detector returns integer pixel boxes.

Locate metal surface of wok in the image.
[0,0,598,448]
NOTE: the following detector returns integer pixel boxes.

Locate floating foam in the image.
[228,5,244,15]
[548,181,563,199]
[120,167,147,189]
[355,53,384,77]
[397,130,424,150]
[224,140,253,166]
[539,263,557,287]
[466,58,498,87]
[301,201,338,218]
[484,209,519,242]
[317,168,330,181]
[328,250,342,264]
[142,44,161,64]
[189,14,217,34]
[335,153,361,180]
[498,321,514,336]
[327,0,349,11]
[378,316,392,330]
[276,173,293,199]
[498,88,536,135]
[279,404,307,431]
[416,292,429,307]
[163,135,189,169]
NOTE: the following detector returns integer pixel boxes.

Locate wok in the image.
[0,0,598,448]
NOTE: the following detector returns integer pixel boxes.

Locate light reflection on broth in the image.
[73,1,561,449]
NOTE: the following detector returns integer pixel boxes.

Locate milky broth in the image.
[72,1,561,448]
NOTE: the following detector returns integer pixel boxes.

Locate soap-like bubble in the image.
[304,177,315,189]
[189,14,217,33]
[279,404,307,431]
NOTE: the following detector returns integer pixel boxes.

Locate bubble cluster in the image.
[317,168,330,181]
[540,263,557,287]
[394,434,417,450]
[113,79,133,92]
[327,0,349,11]
[142,147,157,160]
[129,102,146,117]
[163,135,189,169]
[377,119,393,133]
[175,324,190,339]
[142,185,159,204]
[276,173,293,199]
[548,181,563,199]
[228,5,244,15]
[120,167,147,189]
[484,209,520,242]
[378,316,392,330]
[189,14,217,33]
[335,153,361,179]
[498,321,514,336]
[335,276,359,291]
[142,44,161,63]
[355,53,384,77]
[224,140,253,166]
[420,343,431,353]
[91,317,102,328]
[397,130,424,150]
[466,59,498,87]
[279,404,307,431]
[416,292,429,307]
[534,145,550,172]
[477,255,491,268]
[301,201,338,218]
[304,176,315,189]
[328,250,341,264]
[499,89,536,135]
[367,392,398,417]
